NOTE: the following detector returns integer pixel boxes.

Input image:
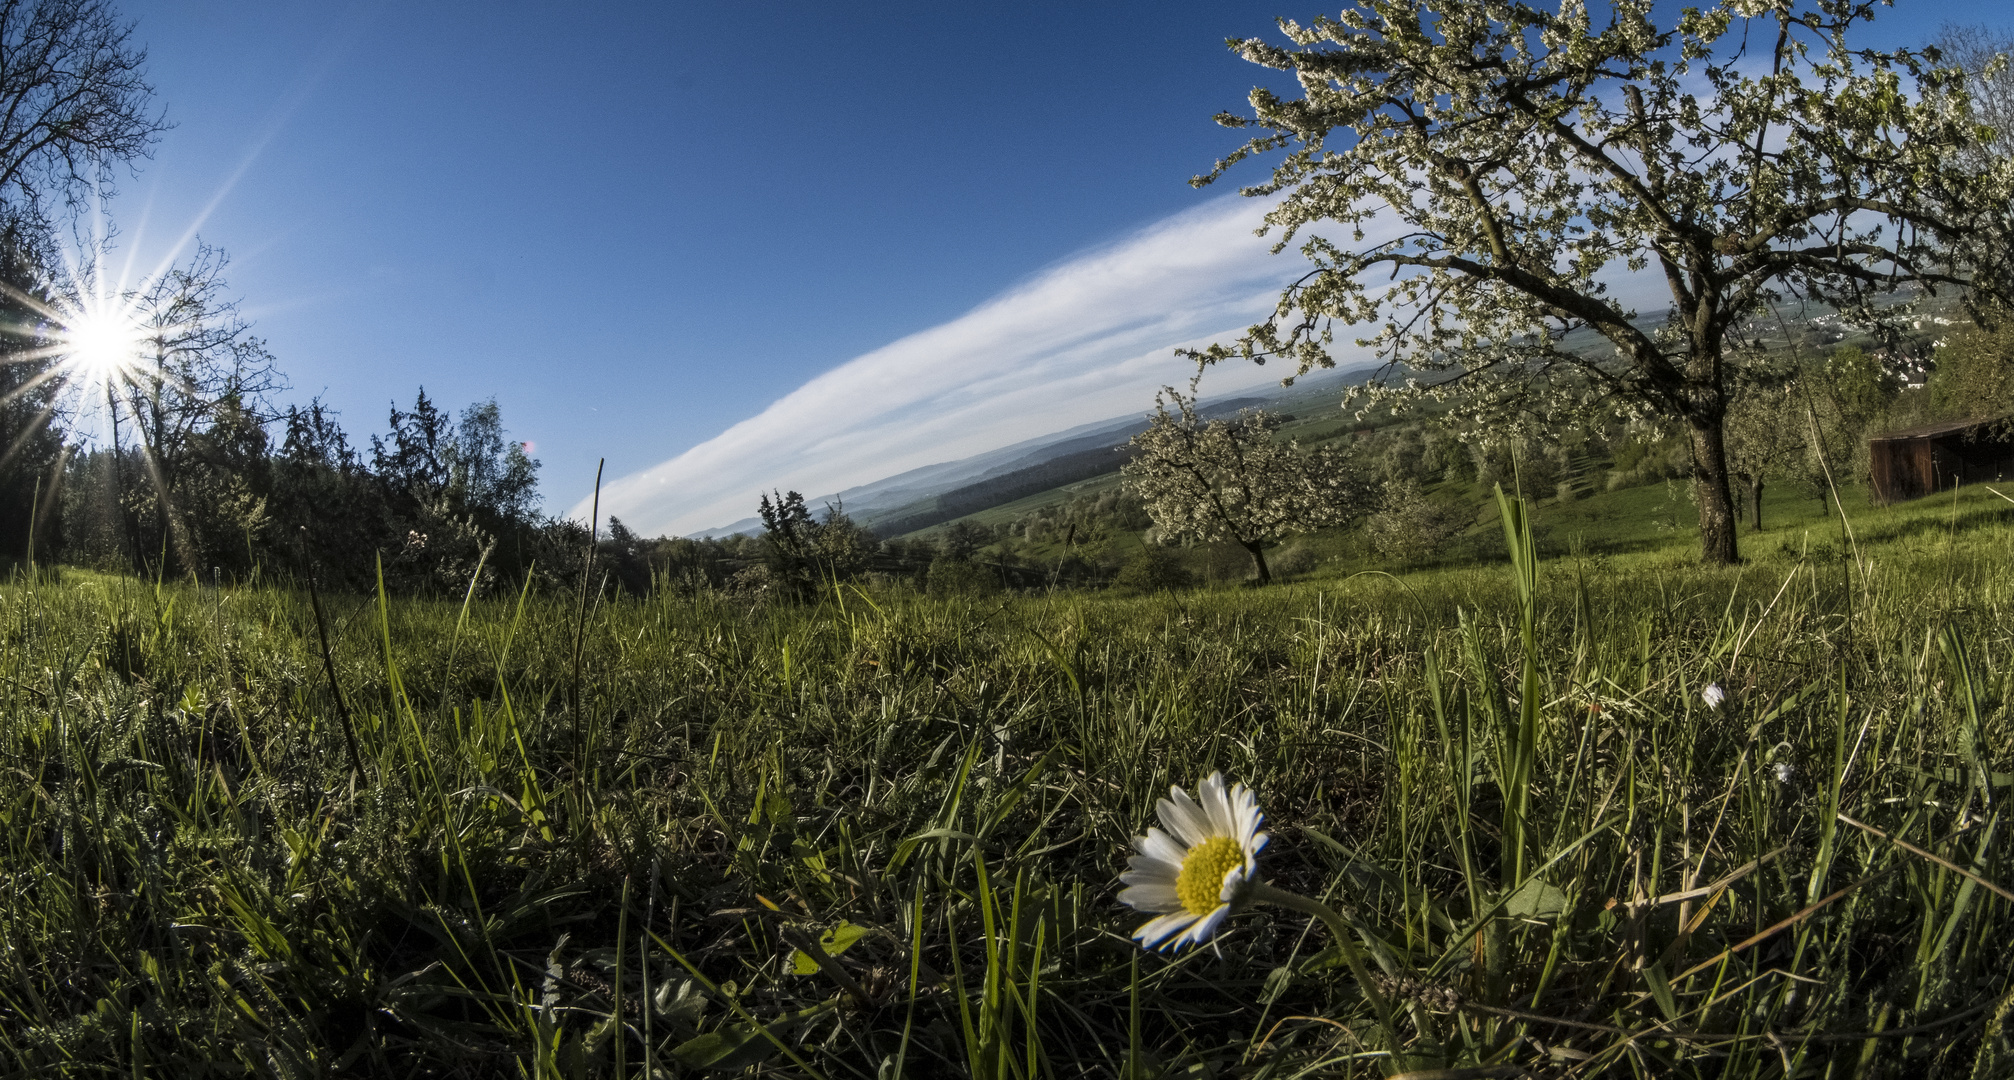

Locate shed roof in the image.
[1870,416,2013,442]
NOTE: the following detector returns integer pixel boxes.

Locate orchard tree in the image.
[1934,23,2014,164]
[1121,384,1365,584]
[1926,317,2014,423]
[1726,344,1899,530]
[1723,377,1802,531]
[1189,0,2014,563]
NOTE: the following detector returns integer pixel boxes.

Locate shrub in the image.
[1113,545,1193,592]
[925,556,998,597]
[1365,479,1472,560]
[1270,542,1320,578]
[1196,540,1256,584]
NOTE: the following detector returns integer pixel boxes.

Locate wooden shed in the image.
[1868,416,2014,504]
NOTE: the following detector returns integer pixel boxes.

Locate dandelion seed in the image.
[1773,761,1795,784]
[1119,772,1266,951]
[1702,682,1726,709]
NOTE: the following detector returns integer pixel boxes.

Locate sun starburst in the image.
[52,294,146,392]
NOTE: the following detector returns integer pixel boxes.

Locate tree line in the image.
[0,0,581,594]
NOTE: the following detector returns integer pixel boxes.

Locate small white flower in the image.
[1119,773,1267,951]
[1702,683,1726,709]
[1773,761,1795,784]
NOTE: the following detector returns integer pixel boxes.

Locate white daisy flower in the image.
[1119,772,1267,951]
[1702,682,1726,709]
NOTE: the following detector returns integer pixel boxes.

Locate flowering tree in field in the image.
[1189,0,2014,564]
[1723,379,1803,531]
[1120,385,1367,584]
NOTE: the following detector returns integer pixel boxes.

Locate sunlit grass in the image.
[0,488,2010,1076]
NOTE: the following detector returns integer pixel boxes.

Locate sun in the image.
[57,299,145,388]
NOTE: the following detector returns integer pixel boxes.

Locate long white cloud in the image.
[585,193,1325,537]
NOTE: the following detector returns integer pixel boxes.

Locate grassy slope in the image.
[2,487,2011,1076]
[913,432,2013,588]
[889,292,1927,548]
[890,372,1380,543]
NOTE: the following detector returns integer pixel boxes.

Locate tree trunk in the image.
[1749,478,1765,532]
[1243,539,1273,585]
[106,386,139,568]
[1688,418,1740,564]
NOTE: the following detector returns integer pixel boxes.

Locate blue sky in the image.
[108,1,1976,535]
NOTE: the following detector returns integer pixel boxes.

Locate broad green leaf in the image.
[670,1000,834,1072]
[1503,877,1569,920]
[1642,962,1679,1022]
[819,920,870,955]
[790,920,871,974]
[1259,964,1295,1004]
[671,1025,779,1072]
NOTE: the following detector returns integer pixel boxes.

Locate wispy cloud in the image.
[586,194,1328,537]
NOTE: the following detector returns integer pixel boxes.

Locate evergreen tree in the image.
[0,239,64,562]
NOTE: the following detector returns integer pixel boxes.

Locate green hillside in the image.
[884,292,1955,567]
[899,423,2011,600]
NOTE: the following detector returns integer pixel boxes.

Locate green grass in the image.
[937,471,1128,534]
[2,487,2012,1077]
[1265,473,2014,582]
[900,426,1991,580]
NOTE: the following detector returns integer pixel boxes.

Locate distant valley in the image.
[690,364,1381,539]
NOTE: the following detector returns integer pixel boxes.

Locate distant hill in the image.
[688,364,1379,539]
[688,293,1924,539]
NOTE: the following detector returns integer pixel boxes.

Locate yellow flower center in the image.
[1175,836,1243,916]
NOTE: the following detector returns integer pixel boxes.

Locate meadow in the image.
[2,485,2011,1078]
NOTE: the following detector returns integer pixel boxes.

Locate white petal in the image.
[1219,863,1249,904]
[1216,781,1263,852]
[1122,851,1179,877]
[1117,882,1181,913]
[1231,804,1261,850]
[1178,905,1232,948]
[1231,782,1257,824]
[1219,778,1251,840]
[1120,862,1179,892]
[1216,777,1248,826]
[1120,876,1176,901]
[1134,828,1187,867]
[1248,831,1269,860]
[1158,788,1213,847]
[1133,911,1199,948]
[1197,773,1233,836]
